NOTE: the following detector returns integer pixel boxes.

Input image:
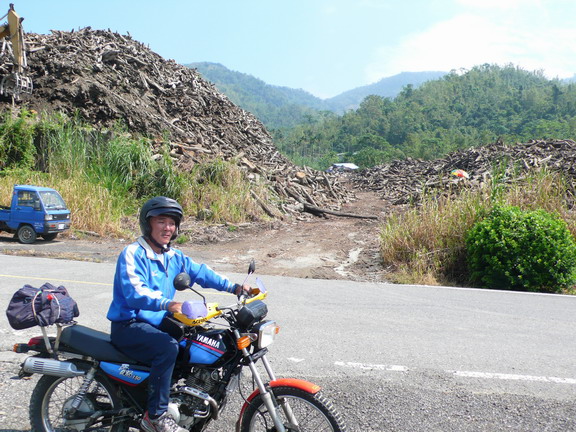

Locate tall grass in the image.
[0,111,270,238]
[182,159,265,224]
[0,110,36,170]
[380,168,576,286]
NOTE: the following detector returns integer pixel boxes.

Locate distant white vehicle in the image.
[329,163,359,172]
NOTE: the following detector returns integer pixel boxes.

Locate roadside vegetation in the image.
[380,168,576,293]
[0,110,269,238]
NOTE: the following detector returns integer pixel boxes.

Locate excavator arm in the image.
[0,4,32,98]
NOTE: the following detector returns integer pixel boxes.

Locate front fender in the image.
[235,378,321,431]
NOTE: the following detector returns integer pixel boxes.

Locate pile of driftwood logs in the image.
[353,139,576,207]
[5,28,352,217]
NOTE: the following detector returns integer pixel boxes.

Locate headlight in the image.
[44,214,53,220]
[256,320,280,349]
[236,300,268,328]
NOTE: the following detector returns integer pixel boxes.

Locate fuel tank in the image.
[179,329,234,366]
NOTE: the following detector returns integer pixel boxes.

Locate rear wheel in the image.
[29,373,129,432]
[240,386,346,432]
[42,233,58,241]
[17,224,36,244]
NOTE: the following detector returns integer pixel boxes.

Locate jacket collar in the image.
[137,236,175,260]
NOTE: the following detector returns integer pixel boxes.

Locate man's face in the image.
[149,215,177,246]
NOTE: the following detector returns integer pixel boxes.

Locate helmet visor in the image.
[146,208,182,222]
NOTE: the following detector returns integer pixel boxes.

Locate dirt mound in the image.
[24,29,270,152]
[4,28,350,212]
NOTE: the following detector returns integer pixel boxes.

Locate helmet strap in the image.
[145,235,171,253]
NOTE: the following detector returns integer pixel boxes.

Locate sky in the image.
[11,0,576,99]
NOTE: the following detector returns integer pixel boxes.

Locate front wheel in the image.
[42,233,58,241]
[29,373,129,432]
[240,386,347,432]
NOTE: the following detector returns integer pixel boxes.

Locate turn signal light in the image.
[237,336,252,350]
[13,343,30,353]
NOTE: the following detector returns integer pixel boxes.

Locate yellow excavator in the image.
[0,3,32,99]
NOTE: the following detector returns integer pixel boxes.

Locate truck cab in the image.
[0,185,71,244]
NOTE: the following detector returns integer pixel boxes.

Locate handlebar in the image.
[173,288,267,327]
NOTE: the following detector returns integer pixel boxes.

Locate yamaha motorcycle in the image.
[12,263,347,432]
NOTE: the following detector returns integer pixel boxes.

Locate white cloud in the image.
[365,6,576,82]
[454,0,540,10]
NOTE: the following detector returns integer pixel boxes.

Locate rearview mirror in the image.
[173,272,191,291]
[248,259,255,275]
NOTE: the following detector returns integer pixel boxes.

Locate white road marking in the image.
[453,370,576,385]
[335,361,408,372]
[333,362,576,385]
[287,357,305,363]
[0,273,112,286]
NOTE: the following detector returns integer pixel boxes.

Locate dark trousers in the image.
[111,320,179,417]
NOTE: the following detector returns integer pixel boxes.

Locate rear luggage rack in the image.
[35,322,76,358]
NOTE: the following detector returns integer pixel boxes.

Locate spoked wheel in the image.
[240,386,347,432]
[29,373,129,432]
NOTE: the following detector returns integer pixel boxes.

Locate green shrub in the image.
[466,205,576,293]
[0,110,36,170]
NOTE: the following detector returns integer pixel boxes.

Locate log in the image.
[303,204,378,220]
[250,190,282,219]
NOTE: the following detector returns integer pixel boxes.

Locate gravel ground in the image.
[2,360,576,431]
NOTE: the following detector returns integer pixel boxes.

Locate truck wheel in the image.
[42,233,58,241]
[17,225,37,244]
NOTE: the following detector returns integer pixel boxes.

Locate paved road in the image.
[1,255,576,431]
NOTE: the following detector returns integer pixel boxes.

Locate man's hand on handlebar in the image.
[168,301,183,314]
[234,283,252,297]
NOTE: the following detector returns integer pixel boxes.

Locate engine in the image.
[169,367,222,427]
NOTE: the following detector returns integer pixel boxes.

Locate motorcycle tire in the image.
[240,386,347,432]
[29,372,129,432]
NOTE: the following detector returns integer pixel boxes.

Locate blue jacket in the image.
[107,237,235,326]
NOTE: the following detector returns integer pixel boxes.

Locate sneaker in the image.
[140,411,187,432]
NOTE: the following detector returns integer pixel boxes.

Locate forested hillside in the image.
[187,62,326,129]
[277,64,576,169]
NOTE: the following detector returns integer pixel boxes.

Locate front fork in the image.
[236,332,298,432]
[260,356,299,429]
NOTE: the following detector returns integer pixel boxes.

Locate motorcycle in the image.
[12,262,347,432]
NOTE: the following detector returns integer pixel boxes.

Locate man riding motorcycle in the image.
[106,196,250,432]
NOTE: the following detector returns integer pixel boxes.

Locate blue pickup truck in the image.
[0,185,71,244]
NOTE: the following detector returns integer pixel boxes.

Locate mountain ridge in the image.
[324,71,447,112]
[186,62,447,128]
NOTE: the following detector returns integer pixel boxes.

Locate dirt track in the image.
[0,190,389,283]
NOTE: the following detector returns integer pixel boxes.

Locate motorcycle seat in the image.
[60,324,145,365]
